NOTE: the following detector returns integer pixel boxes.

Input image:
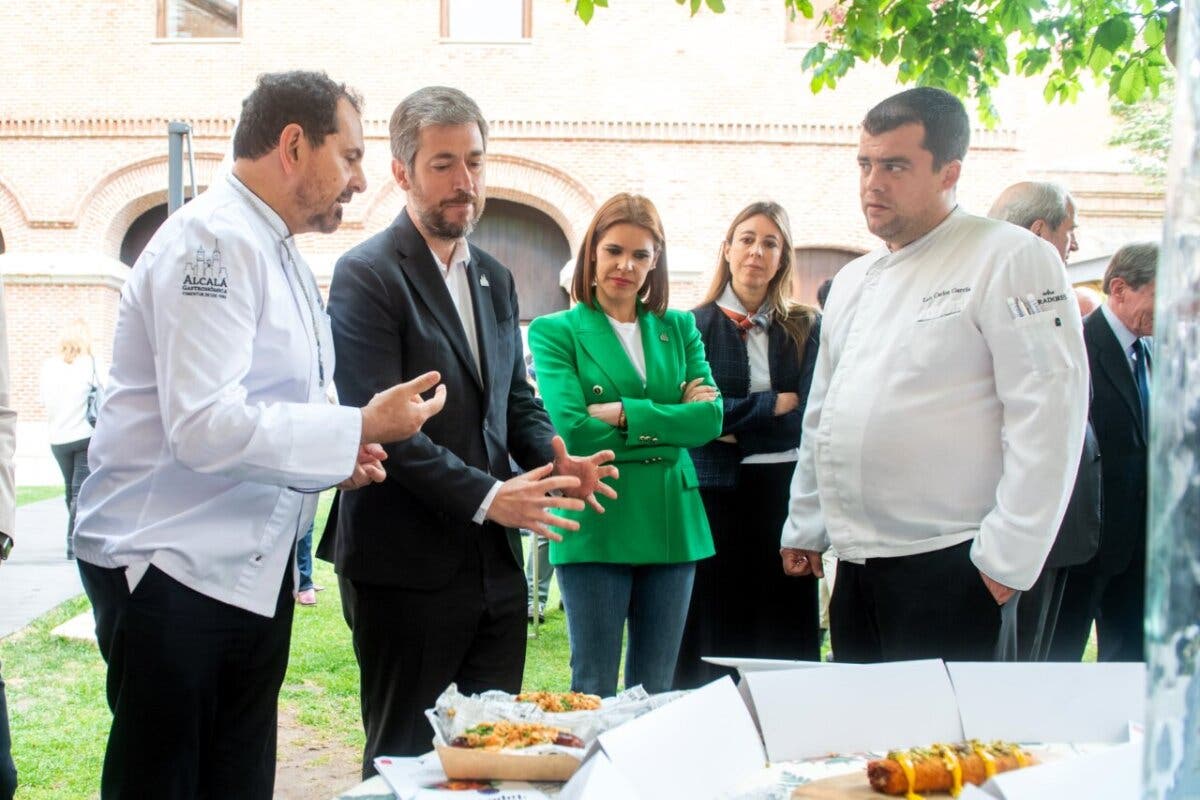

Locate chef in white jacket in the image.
[781,88,1087,664]
[74,72,447,800]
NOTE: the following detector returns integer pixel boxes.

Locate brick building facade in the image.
[1,0,1163,481]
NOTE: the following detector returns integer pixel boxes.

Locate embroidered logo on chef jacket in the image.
[916,286,971,322]
[181,241,229,299]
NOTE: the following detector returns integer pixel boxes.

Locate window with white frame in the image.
[158,0,241,39]
[441,0,531,41]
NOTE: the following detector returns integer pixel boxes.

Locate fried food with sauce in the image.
[449,721,585,750]
[867,740,1034,798]
[515,691,602,712]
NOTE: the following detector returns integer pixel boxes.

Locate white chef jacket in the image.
[74,174,362,617]
[781,208,1088,591]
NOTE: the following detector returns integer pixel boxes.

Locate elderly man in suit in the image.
[988,181,1102,660]
[323,86,617,774]
[1052,242,1158,662]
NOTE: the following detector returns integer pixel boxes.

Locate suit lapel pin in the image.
[659,332,669,342]
[592,385,603,396]
[479,275,490,287]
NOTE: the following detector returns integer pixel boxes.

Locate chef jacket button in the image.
[252,554,263,564]
[592,385,603,396]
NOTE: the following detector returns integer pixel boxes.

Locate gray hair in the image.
[389,86,488,169]
[988,181,1073,230]
[1102,242,1159,293]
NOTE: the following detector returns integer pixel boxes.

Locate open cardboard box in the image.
[433,743,582,782]
[561,660,1146,799]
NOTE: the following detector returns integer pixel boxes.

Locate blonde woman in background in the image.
[39,319,105,559]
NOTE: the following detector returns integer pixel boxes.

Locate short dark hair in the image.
[1102,242,1158,293]
[390,86,488,170]
[816,277,834,309]
[233,71,362,160]
[862,87,970,169]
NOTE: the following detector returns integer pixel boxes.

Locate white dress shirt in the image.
[1099,302,1142,374]
[430,239,503,523]
[716,284,798,465]
[782,208,1088,591]
[74,174,362,616]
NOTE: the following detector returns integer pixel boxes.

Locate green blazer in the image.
[528,301,722,565]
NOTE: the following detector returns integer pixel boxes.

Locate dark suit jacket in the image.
[317,208,556,589]
[1081,309,1148,576]
[1043,418,1101,569]
[688,302,819,488]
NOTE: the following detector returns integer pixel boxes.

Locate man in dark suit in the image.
[1052,242,1158,662]
[322,86,617,775]
[988,181,1102,660]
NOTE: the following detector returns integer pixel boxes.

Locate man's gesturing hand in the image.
[337,443,388,490]
[550,435,618,513]
[780,547,824,577]
[360,371,446,444]
[486,462,586,540]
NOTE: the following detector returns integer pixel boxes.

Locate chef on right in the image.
[781,86,1088,663]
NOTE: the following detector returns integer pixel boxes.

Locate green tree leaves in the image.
[569,0,1179,124]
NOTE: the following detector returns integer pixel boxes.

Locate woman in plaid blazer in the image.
[675,201,823,688]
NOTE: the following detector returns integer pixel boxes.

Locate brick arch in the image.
[486,155,596,249]
[0,178,31,252]
[76,153,226,259]
[357,154,597,250]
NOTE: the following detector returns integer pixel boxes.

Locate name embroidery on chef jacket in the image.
[181,240,229,299]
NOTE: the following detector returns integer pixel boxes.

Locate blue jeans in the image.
[524,532,554,608]
[556,562,695,697]
[296,523,314,592]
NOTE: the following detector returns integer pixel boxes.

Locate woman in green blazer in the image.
[528,193,723,696]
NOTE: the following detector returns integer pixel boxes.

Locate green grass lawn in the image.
[3,491,575,799]
[16,486,64,506]
[1,487,1098,798]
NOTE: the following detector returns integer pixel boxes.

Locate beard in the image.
[307,203,344,235]
[297,180,350,235]
[410,179,485,240]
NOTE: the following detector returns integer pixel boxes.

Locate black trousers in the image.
[1015,566,1067,661]
[830,540,1001,663]
[50,436,90,556]
[78,561,294,800]
[0,660,15,800]
[1051,550,1146,663]
[675,463,820,689]
[344,526,526,777]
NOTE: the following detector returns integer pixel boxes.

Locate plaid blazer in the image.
[688,301,820,488]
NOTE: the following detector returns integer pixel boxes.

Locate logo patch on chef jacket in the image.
[181,241,229,299]
[916,286,971,321]
[1038,288,1070,305]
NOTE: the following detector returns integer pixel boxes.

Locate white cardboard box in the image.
[562,677,765,799]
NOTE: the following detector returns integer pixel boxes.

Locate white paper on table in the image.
[372,754,551,800]
[960,784,1002,799]
[707,656,831,734]
[557,750,639,800]
[982,741,1142,799]
[702,656,831,674]
[595,677,764,799]
[946,662,1145,744]
[746,659,963,762]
